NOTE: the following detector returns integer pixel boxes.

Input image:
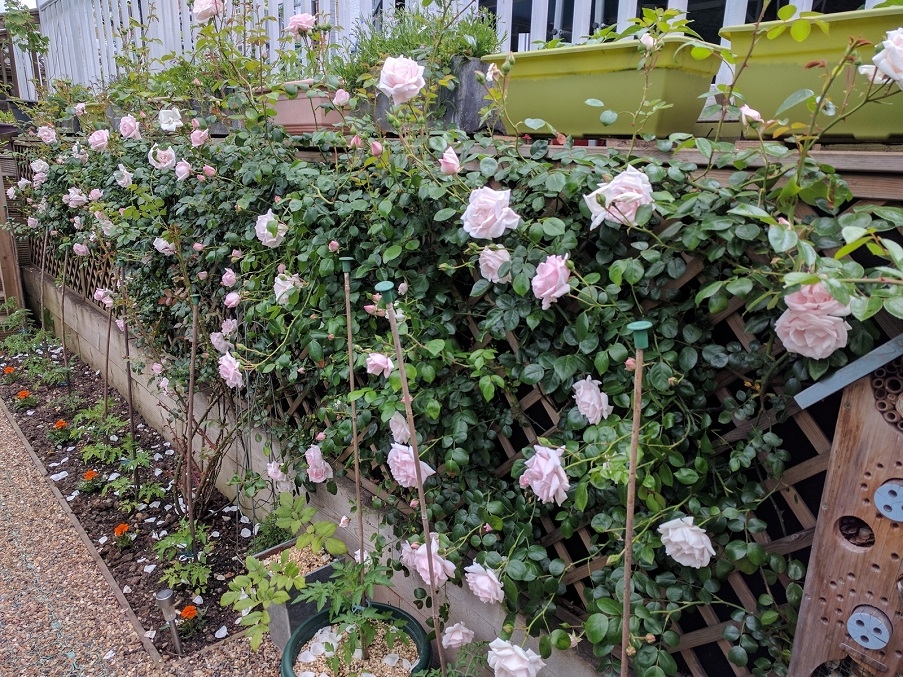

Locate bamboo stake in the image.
[621,319,652,677]
[103,304,113,417]
[376,280,447,677]
[59,250,71,395]
[184,301,199,555]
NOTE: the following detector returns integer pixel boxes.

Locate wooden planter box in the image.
[481,36,721,138]
[252,539,335,652]
[721,7,903,142]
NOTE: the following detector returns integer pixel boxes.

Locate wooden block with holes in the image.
[790,369,903,677]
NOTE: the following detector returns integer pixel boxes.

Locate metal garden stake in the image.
[155,588,183,656]
[621,319,652,677]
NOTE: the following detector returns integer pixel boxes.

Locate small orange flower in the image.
[3,366,14,374]
[54,419,68,429]
[180,605,198,620]
[16,390,30,399]
[83,470,98,481]
[114,523,129,538]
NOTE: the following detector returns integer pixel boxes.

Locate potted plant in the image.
[720,5,903,141]
[220,493,348,650]
[482,9,721,137]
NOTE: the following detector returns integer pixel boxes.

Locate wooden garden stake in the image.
[621,319,652,677]
[340,257,366,585]
[59,249,71,394]
[183,300,199,555]
[376,280,447,677]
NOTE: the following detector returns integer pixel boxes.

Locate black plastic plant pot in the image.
[280,601,433,677]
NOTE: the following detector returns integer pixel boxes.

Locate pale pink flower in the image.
[114,164,133,187]
[584,165,654,228]
[640,32,655,50]
[315,432,326,441]
[119,114,141,139]
[190,128,209,147]
[397,282,408,295]
[400,540,416,568]
[63,188,87,208]
[88,189,103,201]
[221,319,237,335]
[286,12,316,34]
[192,0,223,22]
[328,240,339,252]
[625,357,636,371]
[192,242,204,252]
[339,515,350,528]
[873,29,903,84]
[30,159,49,174]
[254,209,287,247]
[366,352,393,377]
[17,178,29,190]
[197,271,208,280]
[479,246,511,283]
[72,243,89,256]
[305,444,333,483]
[210,332,231,353]
[147,145,177,170]
[387,443,435,488]
[658,516,715,568]
[442,623,475,649]
[739,104,763,127]
[159,377,170,393]
[158,108,183,132]
[267,461,289,483]
[74,103,86,116]
[859,64,892,85]
[349,134,363,149]
[88,129,110,152]
[521,444,569,505]
[370,141,383,156]
[389,411,410,444]
[32,172,47,188]
[439,147,460,175]
[36,126,56,144]
[462,187,520,239]
[378,55,426,106]
[224,291,241,308]
[464,562,504,604]
[6,187,14,200]
[221,268,237,287]
[202,164,216,178]
[93,288,114,307]
[487,638,545,677]
[410,532,455,587]
[174,160,192,181]
[114,318,124,332]
[153,237,175,255]
[784,282,850,316]
[218,352,243,388]
[531,254,571,310]
[775,310,850,359]
[151,362,164,375]
[332,89,350,107]
[572,376,613,425]
[27,216,39,228]
[273,273,301,305]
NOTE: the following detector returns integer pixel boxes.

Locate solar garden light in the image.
[155,588,183,656]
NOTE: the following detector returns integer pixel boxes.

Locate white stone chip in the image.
[123,585,132,593]
[211,531,220,538]
[49,471,68,481]
[152,453,163,461]
[103,650,115,660]
[154,468,163,477]
[214,626,228,639]
[239,515,250,524]
[98,536,108,545]
[193,595,203,605]
[143,564,156,573]
[108,473,121,481]
[144,630,155,639]
[240,528,252,538]
[149,501,161,508]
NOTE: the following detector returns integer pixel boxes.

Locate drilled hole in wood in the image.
[866,472,873,479]
[838,516,876,548]
[830,580,838,589]
[879,463,886,470]
[873,563,882,572]
[892,553,900,561]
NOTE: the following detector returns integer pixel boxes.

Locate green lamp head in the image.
[374,280,395,303]
[626,320,653,350]
[339,256,353,273]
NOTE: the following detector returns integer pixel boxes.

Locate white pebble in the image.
[154,468,163,477]
[136,557,147,563]
[49,471,68,481]
[98,536,108,545]
[193,595,203,604]
[211,531,220,538]
[153,453,163,461]
[144,630,155,639]
[123,586,132,593]
[239,515,250,524]
[108,473,121,481]
[103,650,115,660]
[149,501,161,509]
[240,528,251,538]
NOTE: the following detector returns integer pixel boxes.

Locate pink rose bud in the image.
[231,249,243,260]
[364,304,377,315]
[625,357,636,371]
[372,293,382,303]
[370,141,383,156]
[193,242,204,251]
[191,117,200,128]
[198,271,209,280]
[316,432,326,441]
[410,499,420,508]
[119,207,126,215]
[197,174,206,181]
[277,263,286,274]
[398,282,408,295]
[483,523,492,533]
[328,240,340,252]
[349,135,363,149]
[192,79,202,87]
[339,516,350,528]
[203,164,216,178]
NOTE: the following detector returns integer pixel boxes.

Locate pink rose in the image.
[151,362,163,375]
[115,318,126,332]
[442,623,475,649]
[377,55,426,105]
[254,209,287,247]
[464,562,504,604]
[625,357,636,371]
[115,164,133,187]
[400,540,416,568]
[203,164,216,178]
[153,237,175,255]
[63,188,87,208]
[221,268,237,287]
[197,271,208,280]
[32,172,47,188]
[332,89,350,107]
[410,533,455,587]
[231,249,243,261]
[739,104,763,127]
[461,187,520,239]
[531,254,571,310]
[366,352,393,377]
[210,332,231,353]
[775,309,850,359]
[439,147,460,175]
[267,461,289,483]
[27,216,38,228]
[328,240,339,252]
[190,128,209,147]
[316,432,326,441]
[174,160,192,181]
[640,32,656,50]
[305,444,333,483]
[224,291,241,308]
[873,29,903,83]
[397,282,408,295]
[658,516,715,568]
[479,246,511,283]
[389,411,410,444]
[88,129,110,151]
[119,114,141,139]
[148,145,176,170]
[221,319,237,335]
[193,0,223,21]
[349,134,363,149]
[487,638,545,677]
[36,126,56,144]
[30,159,49,174]
[88,189,103,202]
[784,282,850,316]
[93,288,113,307]
[192,242,204,252]
[339,515,350,528]
[387,443,435,488]
[370,141,383,156]
[584,165,654,228]
[72,243,89,256]
[218,352,243,388]
[286,12,316,34]
[74,103,86,116]
[159,377,170,393]
[859,64,892,85]
[273,272,301,305]
[521,444,569,505]
[572,376,613,425]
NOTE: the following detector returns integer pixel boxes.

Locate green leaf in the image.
[775,88,815,115]
[600,110,618,126]
[507,560,528,580]
[584,613,610,644]
[674,468,699,484]
[585,98,605,107]
[538,634,552,659]
[520,363,545,385]
[434,207,457,222]
[727,646,748,667]
[768,224,798,253]
[777,4,796,19]
[524,118,547,130]
[790,18,811,42]
[424,339,445,356]
[382,245,403,263]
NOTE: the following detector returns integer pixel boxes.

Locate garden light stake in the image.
[155,588,183,656]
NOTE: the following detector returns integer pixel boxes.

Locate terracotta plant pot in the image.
[266,81,345,135]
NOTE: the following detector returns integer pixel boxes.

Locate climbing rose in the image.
[366,352,393,378]
[218,352,243,388]
[784,282,850,316]
[479,246,511,283]
[464,562,504,604]
[27,216,38,228]
[305,444,333,483]
[873,28,903,86]
[572,376,613,425]
[153,237,175,255]
[30,159,49,174]
[254,209,287,248]
[63,188,87,208]
[387,443,435,488]
[273,273,301,305]
[739,104,763,127]
[88,188,103,201]
[88,129,109,151]
[202,164,216,178]
[174,160,192,181]
[410,533,455,587]
[377,55,426,105]
[859,64,892,85]
[74,103,86,116]
[442,623,475,649]
[32,172,47,188]
[192,0,223,21]
[332,89,350,107]
[487,638,545,677]
[221,268,237,287]
[521,444,569,505]
[119,114,141,139]
[286,12,316,34]
[147,145,176,170]
[221,319,237,335]
[389,411,410,444]
[210,332,231,354]
[658,516,715,568]
[158,108,183,132]
[775,310,850,360]
[461,187,520,239]
[151,362,163,375]
[531,254,570,310]
[72,243,89,256]
[370,140,383,156]
[36,126,56,143]
[224,291,241,308]
[584,165,654,228]
[267,461,289,483]
[114,164,133,187]
[190,128,209,147]
[439,147,460,175]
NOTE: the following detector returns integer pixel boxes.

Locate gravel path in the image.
[0,410,281,677]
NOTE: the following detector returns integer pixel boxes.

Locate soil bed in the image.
[0,337,253,658]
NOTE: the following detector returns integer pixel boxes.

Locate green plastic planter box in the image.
[481,36,721,138]
[721,7,903,141]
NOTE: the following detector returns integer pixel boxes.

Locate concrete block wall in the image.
[21,266,597,677]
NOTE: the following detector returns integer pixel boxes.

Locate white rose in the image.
[192,0,223,21]
[572,376,613,425]
[462,187,521,239]
[158,108,184,132]
[389,411,410,444]
[377,55,426,106]
[487,638,545,677]
[30,159,49,174]
[874,28,903,86]
[658,516,715,568]
[584,165,654,228]
[153,237,175,255]
[775,309,850,360]
[479,246,512,283]
[442,622,475,649]
[273,273,301,305]
[255,209,288,247]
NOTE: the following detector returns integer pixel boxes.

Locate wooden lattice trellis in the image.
[17,143,903,676]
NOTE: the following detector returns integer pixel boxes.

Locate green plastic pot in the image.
[280,602,432,677]
[721,7,903,141]
[481,36,721,138]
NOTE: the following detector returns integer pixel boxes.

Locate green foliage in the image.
[247,511,293,555]
[272,492,348,556]
[73,399,127,441]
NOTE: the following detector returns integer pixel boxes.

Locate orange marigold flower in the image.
[16,390,30,399]
[180,605,198,620]
[54,419,68,429]
[3,366,14,374]
[83,470,98,481]
[114,523,129,538]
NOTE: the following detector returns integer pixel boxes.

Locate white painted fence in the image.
[34,0,887,92]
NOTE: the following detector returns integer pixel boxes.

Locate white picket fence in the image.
[34,0,887,93]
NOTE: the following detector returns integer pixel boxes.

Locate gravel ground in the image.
[0,409,281,677]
